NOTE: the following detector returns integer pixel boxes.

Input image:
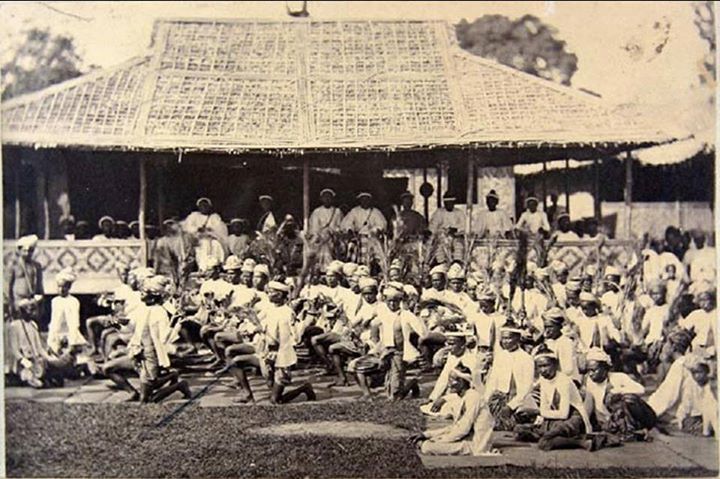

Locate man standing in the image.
[516,196,550,237]
[396,191,427,239]
[307,188,343,268]
[6,235,44,316]
[153,219,195,287]
[183,197,228,245]
[478,190,511,239]
[256,194,278,234]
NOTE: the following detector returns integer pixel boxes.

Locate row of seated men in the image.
[4,250,717,455]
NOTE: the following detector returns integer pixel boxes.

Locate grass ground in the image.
[5,401,717,478]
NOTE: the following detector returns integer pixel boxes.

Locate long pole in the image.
[422,166,429,221]
[302,156,310,232]
[593,158,601,221]
[139,157,147,264]
[624,151,633,238]
[542,161,548,211]
[14,164,20,238]
[564,159,570,214]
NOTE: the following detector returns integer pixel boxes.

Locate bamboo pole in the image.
[422,166,429,221]
[43,175,50,240]
[139,157,147,264]
[302,156,310,232]
[624,151,633,239]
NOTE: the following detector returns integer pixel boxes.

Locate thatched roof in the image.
[1,18,676,153]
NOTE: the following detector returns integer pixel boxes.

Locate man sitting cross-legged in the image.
[582,348,656,444]
[515,345,595,451]
[411,365,499,456]
[226,281,316,404]
[421,331,482,417]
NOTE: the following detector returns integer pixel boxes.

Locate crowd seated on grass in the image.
[4,191,717,456]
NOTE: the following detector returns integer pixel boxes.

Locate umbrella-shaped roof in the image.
[1,18,677,153]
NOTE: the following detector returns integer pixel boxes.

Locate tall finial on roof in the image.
[286,1,309,17]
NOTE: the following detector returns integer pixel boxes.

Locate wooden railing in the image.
[3,239,147,294]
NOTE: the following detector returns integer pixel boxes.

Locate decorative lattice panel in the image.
[4,240,146,294]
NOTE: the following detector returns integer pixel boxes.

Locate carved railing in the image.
[3,240,147,294]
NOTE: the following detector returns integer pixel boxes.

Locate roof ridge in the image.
[1,55,151,111]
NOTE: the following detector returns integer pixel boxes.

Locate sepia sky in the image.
[0,1,712,108]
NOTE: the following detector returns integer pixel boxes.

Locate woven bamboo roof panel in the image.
[1,18,676,152]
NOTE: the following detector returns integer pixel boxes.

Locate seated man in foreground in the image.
[411,365,499,456]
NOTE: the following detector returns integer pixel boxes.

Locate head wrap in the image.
[500,319,524,335]
[534,267,550,281]
[143,275,170,295]
[447,263,466,280]
[320,188,336,198]
[342,262,359,278]
[389,258,403,272]
[403,284,419,297]
[604,266,621,278]
[579,291,599,304]
[241,258,257,273]
[400,191,414,200]
[556,211,570,221]
[224,255,243,271]
[429,264,448,277]
[267,280,291,293]
[383,284,405,300]
[258,195,273,202]
[358,277,378,292]
[326,260,345,276]
[524,196,539,206]
[533,344,558,361]
[97,216,115,228]
[476,286,496,301]
[17,234,39,250]
[584,264,598,277]
[196,197,212,207]
[542,307,565,325]
[585,347,611,364]
[442,192,457,201]
[253,263,270,277]
[354,265,371,278]
[565,280,582,293]
[551,260,568,274]
[55,267,77,285]
[356,192,372,200]
[486,189,499,200]
[128,220,139,229]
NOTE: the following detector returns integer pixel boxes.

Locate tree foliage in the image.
[1,28,89,101]
[456,14,578,85]
[693,1,715,87]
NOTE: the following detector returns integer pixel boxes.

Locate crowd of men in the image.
[4,189,718,457]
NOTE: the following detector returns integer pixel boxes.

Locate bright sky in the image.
[0,1,712,107]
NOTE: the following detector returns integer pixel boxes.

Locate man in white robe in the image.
[341,192,387,263]
[182,197,228,246]
[307,188,343,268]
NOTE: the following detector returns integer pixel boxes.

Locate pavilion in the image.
[1,18,678,292]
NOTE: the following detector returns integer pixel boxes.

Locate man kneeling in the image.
[411,365,498,456]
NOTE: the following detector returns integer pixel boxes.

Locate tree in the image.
[1,28,90,101]
[456,15,578,85]
[693,1,715,89]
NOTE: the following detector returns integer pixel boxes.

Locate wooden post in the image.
[542,161,548,211]
[302,156,310,232]
[624,151,633,238]
[14,164,21,238]
[593,158,601,221]
[157,159,165,225]
[564,159,570,214]
[43,176,50,240]
[422,166,429,221]
[465,154,474,237]
[436,164,442,208]
[139,157,147,264]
